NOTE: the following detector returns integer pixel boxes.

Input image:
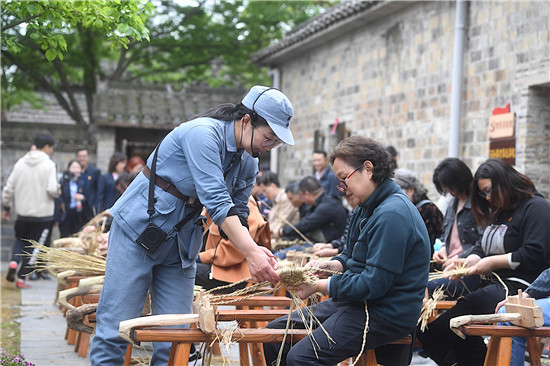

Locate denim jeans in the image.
[90,219,198,365]
[498,297,550,366]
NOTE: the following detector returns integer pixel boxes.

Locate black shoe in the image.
[189,350,201,362]
[38,271,51,280]
[6,261,17,282]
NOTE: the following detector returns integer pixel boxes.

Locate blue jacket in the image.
[97,173,121,212]
[330,178,431,328]
[79,164,100,215]
[110,118,257,243]
[317,168,342,199]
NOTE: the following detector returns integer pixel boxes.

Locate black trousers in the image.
[59,208,85,238]
[12,217,53,278]
[194,262,247,293]
[417,280,526,366]
[263,298,414,366]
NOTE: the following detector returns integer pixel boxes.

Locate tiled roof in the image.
[252,0,380,64]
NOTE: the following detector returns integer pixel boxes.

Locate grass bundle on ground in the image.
[25,240,106,276]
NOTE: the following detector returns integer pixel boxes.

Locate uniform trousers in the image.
[90,219,197,365]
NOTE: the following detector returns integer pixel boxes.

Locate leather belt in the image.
[142,166,197,205]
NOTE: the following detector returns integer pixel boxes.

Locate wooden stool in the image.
[459,325,550,366]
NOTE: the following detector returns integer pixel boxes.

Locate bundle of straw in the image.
[417,287,446,331]
[26,240,106,275]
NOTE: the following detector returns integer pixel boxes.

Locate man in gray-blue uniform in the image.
[90,86,293,365]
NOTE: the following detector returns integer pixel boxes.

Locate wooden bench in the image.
[458,325,550,366]
[129,327,414,366]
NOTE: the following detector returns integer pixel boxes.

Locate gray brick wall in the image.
[274,1,550,199]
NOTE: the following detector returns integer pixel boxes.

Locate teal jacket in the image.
[330,178,431,328]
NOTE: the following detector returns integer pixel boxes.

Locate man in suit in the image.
[76,148,100,220]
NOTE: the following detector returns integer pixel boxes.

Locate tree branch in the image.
[1,13,41,32]
[51,58,86,125]
[2,51,78,122]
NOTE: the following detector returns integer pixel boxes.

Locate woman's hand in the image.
[290,279,328,300]
[246,246,280,284]
[433,247,447,264]
[74,193,84,201]
[313,243,332,253]
[306,260,343,278]
[467,254,509,276]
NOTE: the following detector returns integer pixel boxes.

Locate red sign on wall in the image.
[489,103,516,165]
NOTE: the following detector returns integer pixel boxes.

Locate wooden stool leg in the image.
[239,342,251,366]
[484,336,512,366]
[526,337,542,366]
[77,332,91,357]
[167,342,191,366]
[123,344,133,366]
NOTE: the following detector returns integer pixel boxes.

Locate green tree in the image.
[1,0,153,124]
[1,0,331,126]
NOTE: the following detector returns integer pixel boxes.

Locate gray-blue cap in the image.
[242,85,294,146]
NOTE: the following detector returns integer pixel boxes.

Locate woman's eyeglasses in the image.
[256,128,283,148]
[478,186,492,199]
[336,167,360,192]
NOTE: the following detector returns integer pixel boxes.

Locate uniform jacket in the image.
[2,150,59,219]
[110,118,257,266]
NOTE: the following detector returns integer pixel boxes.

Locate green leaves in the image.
[2,0,152,61]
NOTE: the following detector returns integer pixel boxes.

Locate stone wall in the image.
[271,1,550,199]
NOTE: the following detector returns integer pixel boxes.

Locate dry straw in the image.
[25,240,106,275]
[417,287,446,332]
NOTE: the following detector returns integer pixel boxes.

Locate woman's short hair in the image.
[393,169,428,204]
[108,152,127,173]
[471,158,536,226]
[432,158,473,196]
[328,136,394,184]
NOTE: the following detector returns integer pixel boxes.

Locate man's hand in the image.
[3,209,10,220]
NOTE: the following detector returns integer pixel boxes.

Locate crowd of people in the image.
[2,85,549,366]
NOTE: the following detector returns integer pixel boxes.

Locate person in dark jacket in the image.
[57,160,87,237]
[273,176,348,259]
[76,148,101,221]
[393,168,444,255]
[96,152,127,212]
[312,150,342,199]
[264,136,431,366]
[429,158,483,298]
[418,158,550,366]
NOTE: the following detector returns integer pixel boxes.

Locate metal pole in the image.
[449,0,468,158]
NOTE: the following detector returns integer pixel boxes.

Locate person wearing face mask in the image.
[263,136,431,366]
[429,158,484,299]
[90,85,292,365]
[57,160,87,238]
[417,159,550,366]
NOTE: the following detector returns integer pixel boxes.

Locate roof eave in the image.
[253,1,415,67]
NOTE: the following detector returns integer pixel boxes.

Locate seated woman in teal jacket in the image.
[263,136,431,366]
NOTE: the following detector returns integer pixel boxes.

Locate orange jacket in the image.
[199,196,270,283]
